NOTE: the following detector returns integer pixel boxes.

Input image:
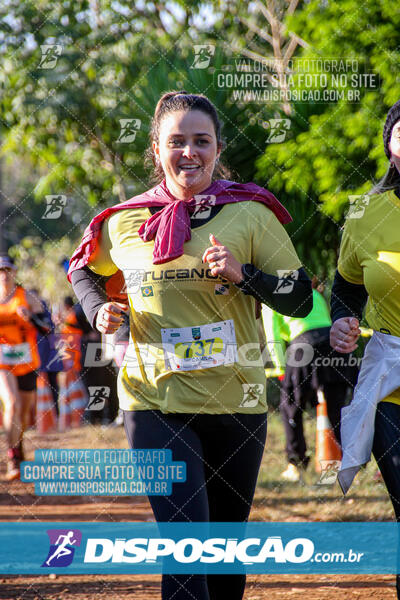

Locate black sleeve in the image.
[74,304,94,334]
[235,265,313,317]
[70,266,109,329]
[330,269,368,323]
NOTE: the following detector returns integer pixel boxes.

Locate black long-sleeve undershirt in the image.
[71,263,312,328]
[330,269,368,323]
[70,266,108,329]
[236,264,312,317]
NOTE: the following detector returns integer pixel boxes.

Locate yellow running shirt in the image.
[88,201,302,413]
[338,189,400,405]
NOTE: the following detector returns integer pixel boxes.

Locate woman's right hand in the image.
[95,302,128,334]
[330,317,361,353]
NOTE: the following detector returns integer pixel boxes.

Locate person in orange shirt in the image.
[0,254,50,480]
[60,296,85,373]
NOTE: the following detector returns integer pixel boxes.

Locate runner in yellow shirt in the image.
[87,199,303,414]
[70,91,312,600]
[330,99,400,599]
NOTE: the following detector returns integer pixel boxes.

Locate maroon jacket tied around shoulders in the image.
[67,179,292,301]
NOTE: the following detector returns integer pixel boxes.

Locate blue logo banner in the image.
[1,522,400,574]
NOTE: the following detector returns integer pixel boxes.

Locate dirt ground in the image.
[0,574,396,600]
[0,426,397,600]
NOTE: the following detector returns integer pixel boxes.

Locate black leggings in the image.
[372,401,400,599]
[123,410,267,600]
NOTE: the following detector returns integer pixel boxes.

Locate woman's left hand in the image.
[202,234,243,284]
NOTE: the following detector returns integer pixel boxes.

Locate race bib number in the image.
[0,342,32,365]
[161,320,238,371]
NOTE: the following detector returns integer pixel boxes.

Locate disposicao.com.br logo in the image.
[82,535,364,568]
[39,530,365,571]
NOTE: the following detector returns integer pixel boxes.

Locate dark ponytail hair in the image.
[370,162,400,195]
[144,90,231,183]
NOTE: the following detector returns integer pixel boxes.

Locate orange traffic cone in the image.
[315,389,342,472]
[36,372,57,434]
[67,371,88,428]
[58,371,72,431]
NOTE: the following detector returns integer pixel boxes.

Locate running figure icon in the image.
[45,531,77,566]
[87,386,109,410]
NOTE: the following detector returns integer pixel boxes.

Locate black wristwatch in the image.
[235,263,259,293]
[235,264,246,288]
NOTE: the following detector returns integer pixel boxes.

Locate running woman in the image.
[69,91,313,600]
[330,99,400,598]
[0,254,49,480]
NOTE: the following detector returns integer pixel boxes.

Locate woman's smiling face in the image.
[153,109,221,200]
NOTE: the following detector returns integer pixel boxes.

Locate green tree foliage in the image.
[254,0,400,278]
[3,0,398,286]
[0,0,270,254]
[9,235,76,306]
